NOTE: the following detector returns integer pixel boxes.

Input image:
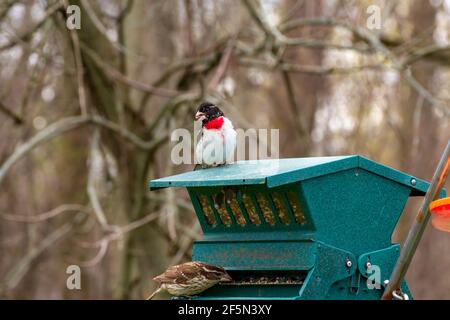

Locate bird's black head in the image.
[195,102,224,125]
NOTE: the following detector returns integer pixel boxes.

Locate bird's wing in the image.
[198,129,219,146]
[153,262,229,283]
[153,262,202,284]
[192,262,229,281]
[196,129,226,165]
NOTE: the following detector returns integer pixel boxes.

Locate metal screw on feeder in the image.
[346,259,352,268]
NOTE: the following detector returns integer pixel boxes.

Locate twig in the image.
[81,44,183,98]
[239,1,448,125]
[0,116,90,186]
[77,212,159,267]
[242,0,370,52]
[0,115,168,186]
[184,0,196,55]
[138,50,222,113]
[241,0,285,42]
[169,222,201,265]
[75,212,160,248]
[61,0,88,115]
[146,91,200,134]
[146,193,195,213]
[268,13,450,117]
[0,204,90,223]
[79,0,142,59]
[0,214,84,294]
[90,115,167,150]
[336,22,450,117]
[279,0,305,24]
[208,37,236,91]
[117,0,135,22]
[0,1,15,24]
[87,129,110,229]
[79,239,109,267]
[120,212,159,235]
[239,57,383,75]
[281,69,308,140]
[0,101,23,125]
[281,38,370,52]
[162,139,178,241]
[403,69,450,117]
[401,45,450,67]
[0,2,63,51]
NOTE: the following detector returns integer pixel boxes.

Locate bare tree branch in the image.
[258,12,450,116]
[117,0,135,21]
[80,44,184,98]
[242,0,370,52]
[0,116,90,186]
[239,57,383,75]
[78,212,159,267]
[0,101,23,125]
[0,204,90,223]
[169,222,200,265]
[0,1,15,23]
[401,44,450,67]
[0,115,168,186]
[146,91,200,134]
[0,214,84,294]
[62,0,88,115]
[0,2,63,51]
[79,239,109,267]
[91,115,168,149]
[208,37,236,91]
[78,0,143,59]
[281,69,310,146]
[403,69,450,117]
[87,129,110,229]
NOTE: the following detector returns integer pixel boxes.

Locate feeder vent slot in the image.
[228,197,247,226]
[287,192,306,225]
[194,187,308,228]
[271,192,291,225]
[213,196,233,226]
[256,193,276,225]
[242,193,261,225]
[197,194,216,226]
[223,270,306,286]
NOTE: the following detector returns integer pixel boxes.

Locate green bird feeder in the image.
[149,155,444,300]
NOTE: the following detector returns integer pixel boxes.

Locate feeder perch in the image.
[149,155,445,300]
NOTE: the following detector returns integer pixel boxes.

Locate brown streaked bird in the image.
[147,261,232,300]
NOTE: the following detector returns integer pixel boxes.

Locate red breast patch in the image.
[204,116,224,130]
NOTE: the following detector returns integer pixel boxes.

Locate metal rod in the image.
[382,139,450,300]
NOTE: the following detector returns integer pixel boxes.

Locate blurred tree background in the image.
[0,0,449,299]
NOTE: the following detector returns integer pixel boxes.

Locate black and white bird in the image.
[195,102,237,168]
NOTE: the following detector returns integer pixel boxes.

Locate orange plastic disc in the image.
[429,198,450,232]
[430,197,450,216]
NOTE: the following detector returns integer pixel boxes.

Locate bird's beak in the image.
[195,112,205,121]
[220,273,233,283]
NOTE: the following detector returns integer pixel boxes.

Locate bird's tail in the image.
[147,286,163,300]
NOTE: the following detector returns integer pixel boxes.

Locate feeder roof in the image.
[149,155,430,195]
